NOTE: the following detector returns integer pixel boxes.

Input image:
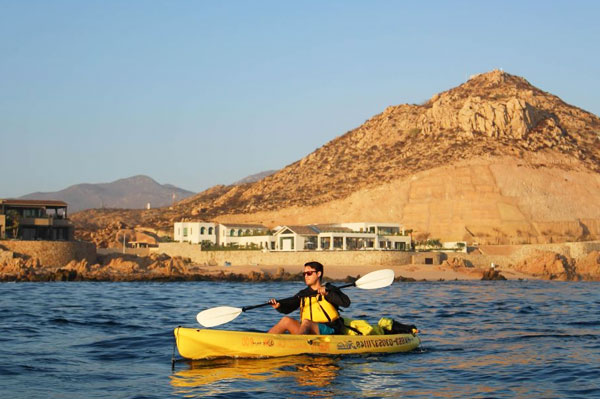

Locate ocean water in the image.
[0,280,598,398]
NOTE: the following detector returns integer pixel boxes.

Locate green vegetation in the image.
[414,238,443,251]
[5,210,20,239]
[239,230,273,237]
[426,239,442,248]
[200,240,261,251]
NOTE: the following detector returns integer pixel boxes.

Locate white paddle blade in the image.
[355,269,395,289]
[196,306,243,327]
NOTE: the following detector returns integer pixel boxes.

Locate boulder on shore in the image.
[481,268,507,281]
[575,251,600,281]
[514,251,578,280]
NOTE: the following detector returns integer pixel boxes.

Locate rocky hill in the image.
[22,175,195,212]
[73,70,600,246]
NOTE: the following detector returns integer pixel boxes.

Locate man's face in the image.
[303,266,320,284]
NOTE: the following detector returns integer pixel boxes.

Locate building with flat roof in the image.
[172,220,411,252]
[174,221,217,245]
[0,199,74,241]
[273,222,411,251]
[173,221,274,250]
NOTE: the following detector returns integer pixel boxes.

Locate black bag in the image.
[385,320,418,334]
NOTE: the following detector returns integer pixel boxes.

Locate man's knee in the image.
[300,319,318,334]
[276,316,295,328]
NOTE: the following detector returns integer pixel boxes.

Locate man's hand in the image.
[269,298,280,309]
[317,287,328,296]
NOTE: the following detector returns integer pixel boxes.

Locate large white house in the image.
[174,221,410,252]
[174,222,217,244]
[173,221,274,249]
[272,223,411,251]
[217,223,274,249]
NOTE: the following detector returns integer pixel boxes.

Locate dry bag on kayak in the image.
[340,317,384,335]
[378,317,419,334]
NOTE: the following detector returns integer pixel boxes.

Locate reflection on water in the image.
[171,355,341,397]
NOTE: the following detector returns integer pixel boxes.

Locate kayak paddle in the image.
[196,268,395,327]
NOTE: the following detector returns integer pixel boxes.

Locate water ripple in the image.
[0,280,598,398]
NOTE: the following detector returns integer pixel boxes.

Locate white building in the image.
[174,222,217,244]
[273,223,411,252]
[173,221,410,252]
[334,222,405,235]
[217,223,274,250]
[273,225,321,251]
[173,221,274,250]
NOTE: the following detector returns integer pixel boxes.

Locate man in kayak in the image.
[268,261,350,335]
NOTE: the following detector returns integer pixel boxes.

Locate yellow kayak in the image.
[174,327,421,359]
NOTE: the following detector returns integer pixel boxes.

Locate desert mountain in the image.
[22,175,195,212]
[73,70,600,246]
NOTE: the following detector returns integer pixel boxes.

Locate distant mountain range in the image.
[19,175,196,212]
[233,170,278,185]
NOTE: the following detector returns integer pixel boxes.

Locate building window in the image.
[183,227,188,237]
[304,236,317,250]
[333,237,343,249]
[346,237,360,250]
[200,227,206,235]
[379,226,399,235]
[395,242,406,250]
[208,227,213,235]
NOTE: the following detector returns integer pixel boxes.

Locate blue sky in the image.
[1,1,598,197]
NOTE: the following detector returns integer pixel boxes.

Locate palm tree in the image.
[6,210,20,239]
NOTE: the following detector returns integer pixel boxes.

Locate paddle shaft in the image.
[241,282,355,312]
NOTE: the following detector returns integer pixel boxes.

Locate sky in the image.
[1,1,599,197]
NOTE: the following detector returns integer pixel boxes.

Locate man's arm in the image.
[273,295,301,314]
[324,283,351,308]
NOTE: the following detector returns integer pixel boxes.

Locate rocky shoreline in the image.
[0,251,488,282]
[1,247,599,283]
[0,252,334,283]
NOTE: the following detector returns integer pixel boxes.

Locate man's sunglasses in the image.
[303,270,317,276]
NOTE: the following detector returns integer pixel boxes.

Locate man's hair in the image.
[304,261,324,281]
